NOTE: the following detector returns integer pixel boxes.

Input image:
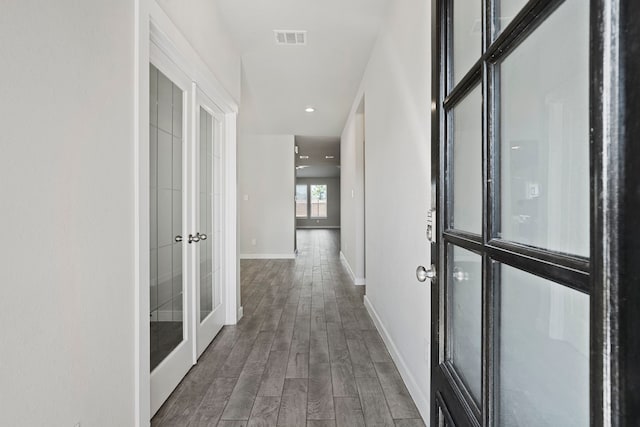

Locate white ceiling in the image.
[217,0,389,136]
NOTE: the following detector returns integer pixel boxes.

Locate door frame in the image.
[429,0,640,426]
[134,1,239,424]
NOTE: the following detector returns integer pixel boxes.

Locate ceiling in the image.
[295,136,340,178]
[217,0,389,136]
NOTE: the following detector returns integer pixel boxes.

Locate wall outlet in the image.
[251,238,256,246]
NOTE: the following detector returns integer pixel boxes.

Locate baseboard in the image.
[339,251,366,286]
[364,295,430,423]
[237,306,243,322]
[296,226,341,229]
[239,253,296,260]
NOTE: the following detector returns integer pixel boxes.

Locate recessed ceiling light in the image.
[300,155,309,159]
[305,107,315,113]
[325,155,335,159]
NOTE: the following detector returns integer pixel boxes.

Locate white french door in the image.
[149,43,230,416]
[194,89,226,357]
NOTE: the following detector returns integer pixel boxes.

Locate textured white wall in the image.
[0,1,136,425]
[238,134,295,257]
[341,0,432,420]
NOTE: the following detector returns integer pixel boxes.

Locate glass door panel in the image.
[150,64,184,371]
[196,101,225,358]
[448,245,482,403]
[499,265,589,426]
[199,108,214,322]
[498,0,589,257]
[452,0,482,85]
[497,0,528,33]
[451,85,482,234]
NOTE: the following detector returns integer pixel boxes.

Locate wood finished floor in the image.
[152,229,425,427]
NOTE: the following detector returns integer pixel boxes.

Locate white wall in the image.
[0,1,241,425]
[238,134,295,257]
[340,0,432,420]
[0,1,135,426]
[157,0,241,102]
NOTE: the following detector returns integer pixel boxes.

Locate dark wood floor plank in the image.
[277,379,308,427]
[285,351,309,379]
[330,358,358,397]
[307,421,336,427]
[188,377,237,426]
[346,338,377,378]
[361,330,393,363]
[247,396,281,427]
[334,397,365,427]
[374,362,421,419]
[258,351,289,397]
[217,421,248,427]
[307,362,334,420]
[394,419,426,427]
[309,330,329,365]
[356,377,395,427]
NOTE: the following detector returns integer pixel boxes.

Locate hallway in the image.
[152,229,424,426]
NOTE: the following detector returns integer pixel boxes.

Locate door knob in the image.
[199,233,208,241]
[188,234,200,244]
[175,235,183,243]
[416,265,436,282]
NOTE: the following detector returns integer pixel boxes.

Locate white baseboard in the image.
[237,306,243,322]
[296,226,341,229]
[240,253,296,260]
[339,251,366,286]
[364,295,429,423]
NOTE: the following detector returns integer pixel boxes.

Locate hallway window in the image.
[310,184,328,218]
[296,184,308,218]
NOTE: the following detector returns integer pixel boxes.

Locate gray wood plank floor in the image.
[151,230,425,427]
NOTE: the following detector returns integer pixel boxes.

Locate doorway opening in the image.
[294,136,341,252]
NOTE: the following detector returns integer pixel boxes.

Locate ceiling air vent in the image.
[274,30,307,46]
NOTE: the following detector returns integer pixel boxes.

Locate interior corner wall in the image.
[341,0,432,421]
[296,178,341,228]
[238,134,295,257]
[0,1,136,426]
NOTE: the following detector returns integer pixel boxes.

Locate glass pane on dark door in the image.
[449,245,482,402]
[452,85,482,234]
[499,0,589,257]
[499,264,589,425]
